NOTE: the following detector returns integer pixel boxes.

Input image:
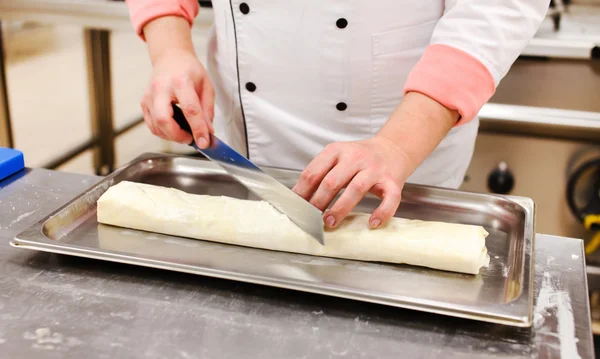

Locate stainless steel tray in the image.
[12,153,535,327]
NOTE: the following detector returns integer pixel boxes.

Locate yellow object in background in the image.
[585,214,600,231]
[585,231,600,256]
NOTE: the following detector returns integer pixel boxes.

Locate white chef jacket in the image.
[127,0,549,188]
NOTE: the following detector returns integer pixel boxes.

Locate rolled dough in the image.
[97,181,490,274]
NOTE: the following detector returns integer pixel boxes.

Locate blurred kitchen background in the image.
[1,0,600,329]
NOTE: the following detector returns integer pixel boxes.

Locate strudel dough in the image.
[97,181,490,274]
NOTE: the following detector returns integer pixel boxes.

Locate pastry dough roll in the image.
[97,181,490,274]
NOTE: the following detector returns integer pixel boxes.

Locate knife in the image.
[171,104,325,245]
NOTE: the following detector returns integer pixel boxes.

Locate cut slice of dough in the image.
[97,181,490,274]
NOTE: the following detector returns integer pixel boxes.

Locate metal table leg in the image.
[0,22,14,148]
[84,28,114,175]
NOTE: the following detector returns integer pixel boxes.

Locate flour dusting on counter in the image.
[2,210,37,229]
[533,272,581,359]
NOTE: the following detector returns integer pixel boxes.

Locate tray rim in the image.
[11,152,536,327]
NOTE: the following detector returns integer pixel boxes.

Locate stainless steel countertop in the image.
[525,3,600,59]
[0,168,594,358]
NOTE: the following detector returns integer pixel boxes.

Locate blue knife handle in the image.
[170,103,257,170]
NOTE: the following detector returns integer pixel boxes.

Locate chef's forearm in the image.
[399,1,547,126]
[125,0,199,39]
[376,92,458,179]
[143,16,196,65]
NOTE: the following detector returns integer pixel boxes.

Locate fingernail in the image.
[325,215,336,228]
[197,138,208,148]
[370,219,381,228]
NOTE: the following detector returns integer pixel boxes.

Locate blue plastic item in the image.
[0,147,25,181]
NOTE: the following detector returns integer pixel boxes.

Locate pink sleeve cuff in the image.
[126,0,199,39]
[404,44,495,125]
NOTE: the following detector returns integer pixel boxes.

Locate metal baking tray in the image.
[12,153,535,327]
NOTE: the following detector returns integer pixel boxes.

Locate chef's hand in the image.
[292,137,410,230]
[140,16,215,148]
[293,92,459,229]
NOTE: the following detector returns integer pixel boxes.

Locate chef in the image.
[126,0,548,229]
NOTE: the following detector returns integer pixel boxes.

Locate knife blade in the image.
[171,104,325,245]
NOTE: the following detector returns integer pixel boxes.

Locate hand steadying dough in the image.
[97,181,490,274]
